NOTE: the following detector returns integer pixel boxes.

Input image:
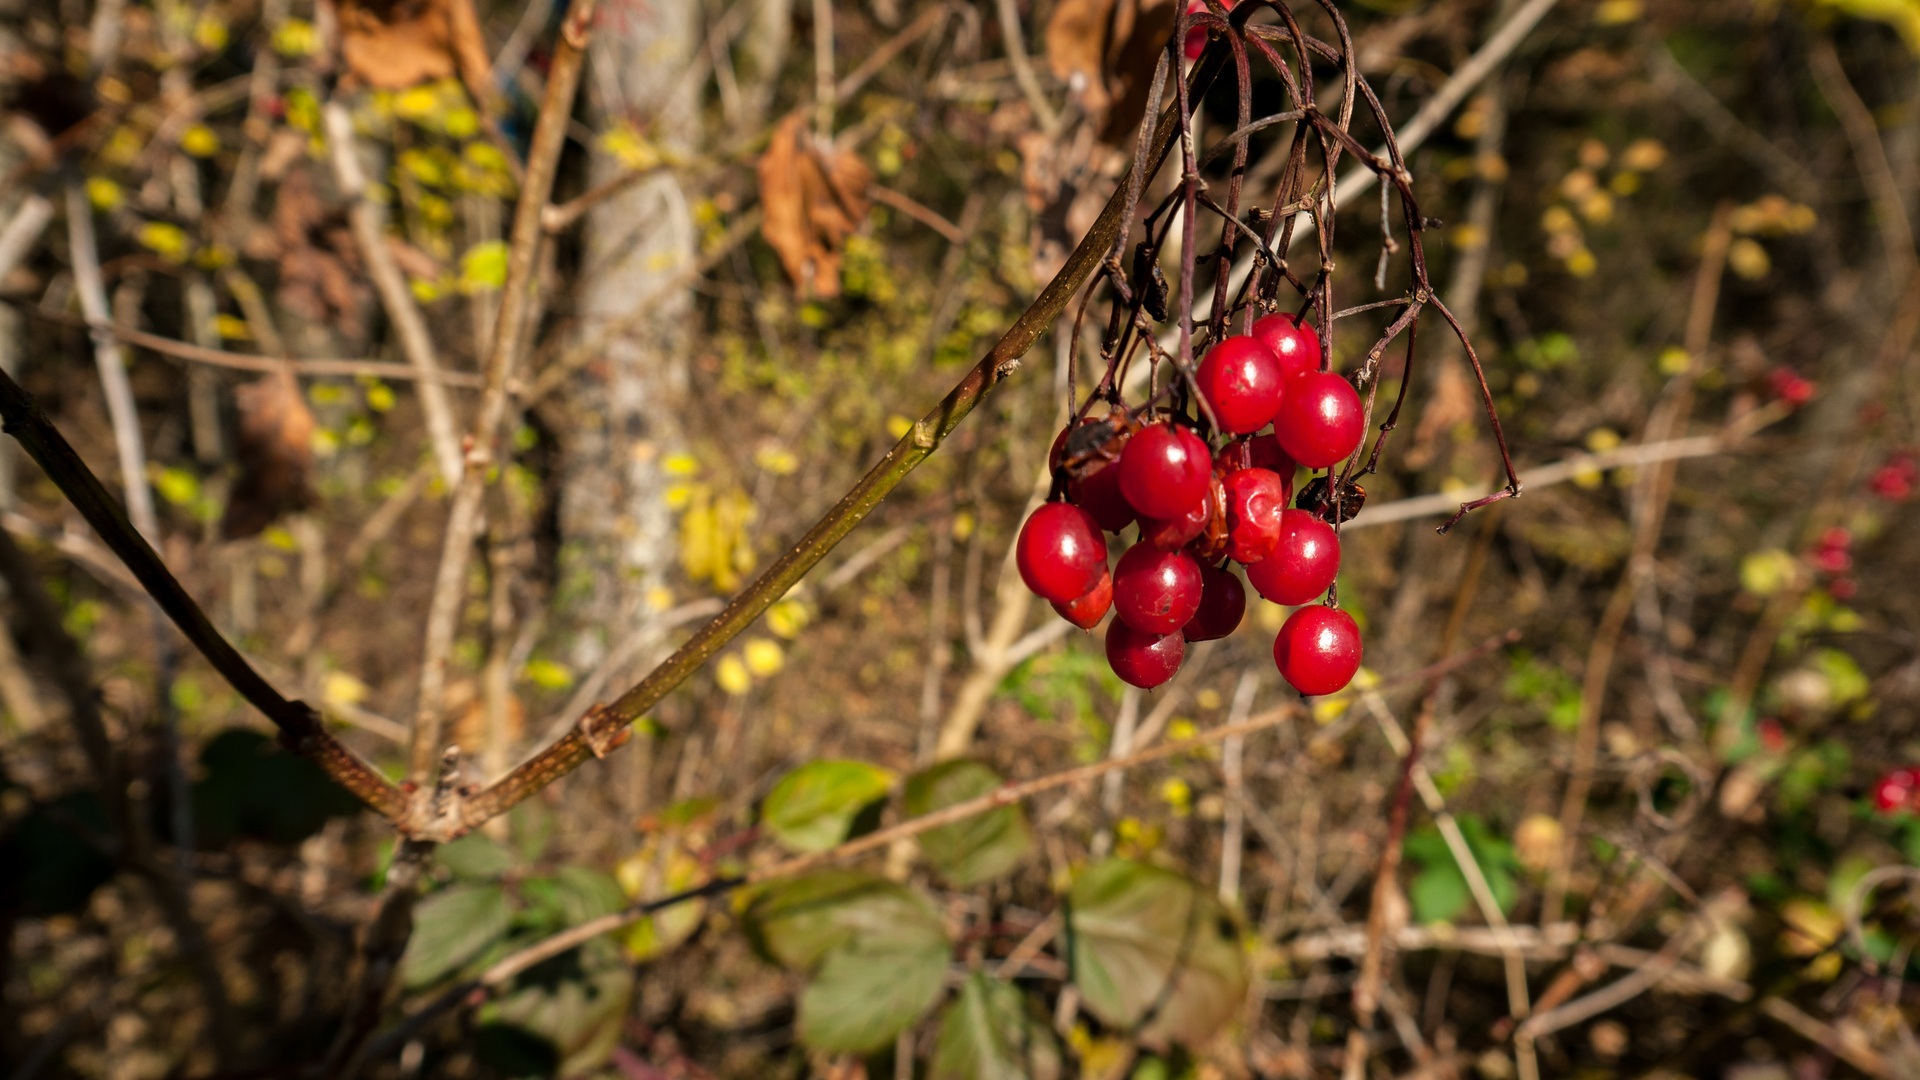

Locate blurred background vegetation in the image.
[1,0,1919,1077]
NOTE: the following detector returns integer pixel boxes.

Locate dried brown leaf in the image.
[338,0,492,99]
[758,114,873,299]
[221,369,317,540]
[272,168,368,339]
[1045,0,1117,114]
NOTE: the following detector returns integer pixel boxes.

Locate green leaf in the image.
[743,871,952,1055]
[436,834,517,880]
[1409,863,1471,925]
[929,974,1062,1080]
[743,869,948,969]
[400,883,514,988]
[1066,859,1247,1046]
[478,937,633,1077]
[905,761,1032,886]
[799,932,948,1054]
[761,760,894,853]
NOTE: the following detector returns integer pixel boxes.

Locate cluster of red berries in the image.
[1872,766,1920,814]
[1870,451,1917,501]
[1808,526,1855,600]
[1016,315,1368,696]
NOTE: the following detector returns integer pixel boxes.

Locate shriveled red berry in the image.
[1141,491,1211,552]
[1074,462,1135,532]
[1107,621,1186,688]
[1274,371,1364,468]
[1016,503,1107,604]
[1184,564,1246,641]
[1119,423,1212,519]
[1244,509,1340,605]
[1196,335,1285,434]
[1871,464,1914,501]
[1112,542,1203,634]
[1052,567,1113,630]
[1273,605,1362,696]
[1251,313,1321,382]
[1872,768,1920,814]
[1767,367,1814,407]
[1221,468,1288,564]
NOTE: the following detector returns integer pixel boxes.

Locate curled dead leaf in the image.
[1045,0,1117,114]
[338,0,492,99]
[1043,0,1179,145]
[757,113,872,299]
[221,369,317,540]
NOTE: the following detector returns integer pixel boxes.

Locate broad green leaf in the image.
[479,936,633,1077]
[929,974,1062,1080]
[1409,863,1471,925]
[742,869,948,969]
[400,883,514,988]
[798,932,948,1053]
[761,760,894,853]
[436,834,517,880]
[1067,859,1247,1046]
[905,761,1032,886]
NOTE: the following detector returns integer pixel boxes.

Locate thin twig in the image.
[993,0,1060,133]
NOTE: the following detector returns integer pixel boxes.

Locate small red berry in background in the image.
[1830,577,1857,600]
[1251,313,1321,383]
[1183,564,1246,641]
[1756,717,1789,755]
[1766,367,1814,407]
[1273,605,1363,696]
[1220,468,1288,563]
[1869,451,1917,501]
[1871,767,1920,814]
[1119,423,1211,519]
[1809,527,1852,576]
[1181,0,1240,61]
[1112,543,1204,635]
[1245,509,1341,605]
[1052,567,1112,630]
[1016,503,1107,604]
[1074,462,1136,532]
[1195,335,1285,434]
[1107,622,1185,688]
[1273,371,1365,468]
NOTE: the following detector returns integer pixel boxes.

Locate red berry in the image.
[1119,423,1212,519]
[1107,621,1186,689]
[1244,509,1340,605]
[1184,564,1246,641]
[1273,605,1362,696]
[1818,527,1851,551]
[1015,503,1107,604]
[1274,371,1364,468]
[1141,493,1211,552]
[1767,367,1814,407]
[1810,545,1851,576]
[1195,335,1285,434]
[1112,542,1203,634]
[1830,577,1857,600]
[1870,464,1913,501]
[1074,462,1135,532]
[1221,468,1288,564]
[1251,313,1321,382]
[1756,717,1789,754]
[1872,768,1918,814]
[1052,567,1112,630]
[1245,433,1298,484]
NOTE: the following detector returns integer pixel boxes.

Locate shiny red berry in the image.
[1141,491,1211,552]
[1244,509,1340,605]
[1273,605,1362,696]
[1221,468,1288,564]
[1274,371,1364,469]
[1112,542,1203,634]
[1184,564,1246,641]
[1251,313,1321,382]
[1119,423,1212,519]
[1107,621,1186,688]
[1016,503,1107,604]
[1195,335,1285,434]
[1871,464,1914,501]
[1052,566,1113,630]
[1872,768,1919,814]
[1074,462,1135,532]
[1767,367,1814,407]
